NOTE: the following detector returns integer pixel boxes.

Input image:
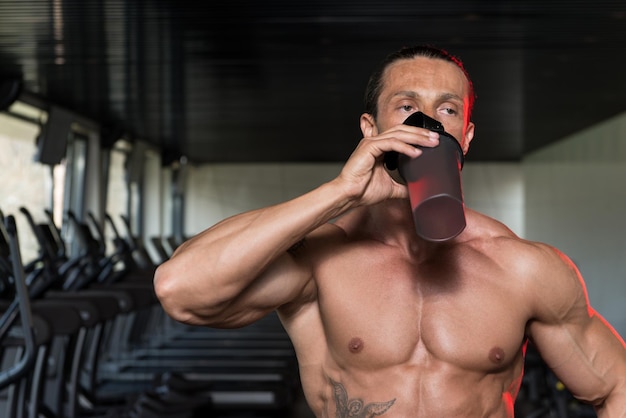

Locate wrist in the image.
[324,177,361,212]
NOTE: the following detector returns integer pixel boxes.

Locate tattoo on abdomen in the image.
[331,379,396,418]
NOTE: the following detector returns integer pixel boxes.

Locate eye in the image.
[437,106,459,117]
[400,105,414,112]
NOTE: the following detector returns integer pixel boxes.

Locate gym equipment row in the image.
[0,207,302,418]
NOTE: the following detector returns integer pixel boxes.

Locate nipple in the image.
[348,337,364,353]
[489,347,505,364]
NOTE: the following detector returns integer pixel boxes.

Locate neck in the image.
[367,199,432,255]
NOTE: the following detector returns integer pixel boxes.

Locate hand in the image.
[336,124,440,207]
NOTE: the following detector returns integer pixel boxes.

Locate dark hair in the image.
[364,45,475,119]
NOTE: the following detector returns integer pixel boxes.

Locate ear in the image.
[462,121,475,155]
[360,113,378,137]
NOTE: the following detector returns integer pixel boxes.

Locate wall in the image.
[524,112,626,338]
[462,162,524,237]
[185,162,524,238]
[185,163,343,233]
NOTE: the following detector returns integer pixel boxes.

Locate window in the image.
[0,107,57,263]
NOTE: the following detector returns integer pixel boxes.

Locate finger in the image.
[376,125,439,148]
[358,136,423,160]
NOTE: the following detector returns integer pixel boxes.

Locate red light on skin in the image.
[556,249,626,345]
[502,392,515,416]
[593,310,626,347]
[507,344,526,415]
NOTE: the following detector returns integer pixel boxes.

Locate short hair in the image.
[364,45,475,119]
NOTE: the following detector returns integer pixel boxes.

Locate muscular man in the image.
[154,45,626,417]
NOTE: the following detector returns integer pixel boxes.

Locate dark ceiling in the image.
[1,0,625,164]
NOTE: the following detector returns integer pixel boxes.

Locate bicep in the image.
[526,246,626,406]
[529,309,625,406]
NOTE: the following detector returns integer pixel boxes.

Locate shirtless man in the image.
[154,45,626,417]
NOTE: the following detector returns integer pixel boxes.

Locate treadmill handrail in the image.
[0,215,37,389]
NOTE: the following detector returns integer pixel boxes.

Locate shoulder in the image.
[464,209,560,260]
[464,209,585,306]
[463,208,519,240]
[479,212,577,270]
[465,210,587,322]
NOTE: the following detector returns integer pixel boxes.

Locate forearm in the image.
[153,179,353,322]
[596,378,626,418]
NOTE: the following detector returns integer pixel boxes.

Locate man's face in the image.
[370,56,475,154]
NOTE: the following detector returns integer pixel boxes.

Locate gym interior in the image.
[1,1,625,417]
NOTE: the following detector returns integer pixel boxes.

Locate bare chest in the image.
[314,244,528,373]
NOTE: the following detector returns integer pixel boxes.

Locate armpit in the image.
[288,238,307,256]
